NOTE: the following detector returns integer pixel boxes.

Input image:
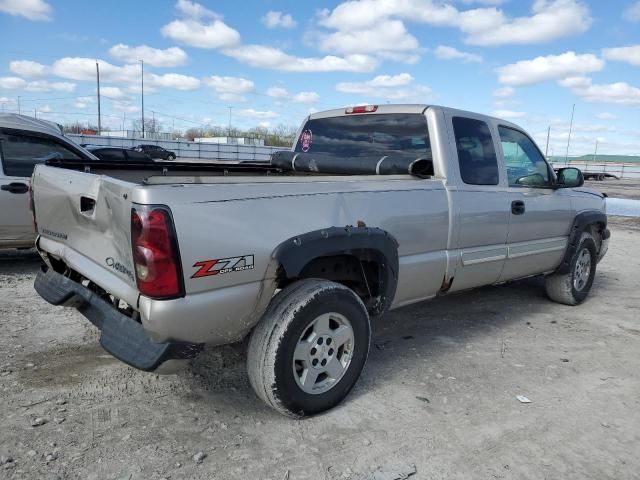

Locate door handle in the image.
[511,200,525,215]
[1,182,29,194]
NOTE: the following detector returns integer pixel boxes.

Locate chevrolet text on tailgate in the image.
[32,105,610,417]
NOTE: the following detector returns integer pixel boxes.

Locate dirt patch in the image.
[1,230,639,479]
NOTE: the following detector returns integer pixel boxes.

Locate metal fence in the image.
[67,134,286,162]
[551,160,640,179]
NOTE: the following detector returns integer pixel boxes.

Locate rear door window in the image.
[0,130,82,177]
[452,117,499,186]
[294,113,430,159]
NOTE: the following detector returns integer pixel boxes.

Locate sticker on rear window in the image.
[300,129,312,152]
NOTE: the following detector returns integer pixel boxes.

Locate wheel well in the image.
[276,251,387,315]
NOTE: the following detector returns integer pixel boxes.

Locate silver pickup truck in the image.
[32,104,609,417]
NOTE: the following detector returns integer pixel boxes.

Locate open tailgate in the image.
[32,164,138,306]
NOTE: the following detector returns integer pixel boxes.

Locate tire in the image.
[247,279,370,417]
[545,231,597,305]
[167,154,176,160]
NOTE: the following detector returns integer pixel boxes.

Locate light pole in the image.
[140,59,145,138]
[545,125,550,158]
[565,103,575,162]
[96,61,102,135]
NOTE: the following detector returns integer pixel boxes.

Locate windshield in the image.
[294,113,431,159]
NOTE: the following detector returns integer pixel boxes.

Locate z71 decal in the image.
[191,255,255,279]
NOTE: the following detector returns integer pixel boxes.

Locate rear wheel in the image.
[545,232,597,305]
[247,279,370,417]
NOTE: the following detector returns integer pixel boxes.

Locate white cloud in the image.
[25,80,75,92]
[0,76,74,92]
[74,96,93,109]
[38,104,52,113]
[595,112,617,120]
[9,60,48,77]
[602,45,640,67]
[237,109,279,119]
[434,45,482,62]
[463,0,592,46]
[496,51,604,86]
[319,19,419,56]
[147,73,200,91]
[318,0,591,47]
[0,0,52,21]
[624,1,640,22]
[109,44,188,67]
[262,11,296,29]
[41,57,198,91]
[462,0,506,4]
[51,57,140,83]
[493,86,515,97]
[366,73,414,87]
[0,77,27,89]
[559,76,640,105]
[100,86,127,99]
[336,73,431,100]
[112,101,139,113]
[266,87,289,99]
[223,45,378,72]
[204,75,254,101]
[161,18,240,49]
[266,87,319,103]
[293,92,320,103]
[175,0,217,18]
[492,109,527,119]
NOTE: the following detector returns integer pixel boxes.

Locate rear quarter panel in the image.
[134,177,450,344]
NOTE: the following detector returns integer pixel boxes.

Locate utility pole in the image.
[592,139,599,162]
[228,106,233,137]
[34,108,37,118]
[545,126,551,158]
[565,103,575,162]
[140,59,145,139]
[17,96,21,115]
[96,61,102,135]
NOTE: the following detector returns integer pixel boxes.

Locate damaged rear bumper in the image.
[34,267,202,371]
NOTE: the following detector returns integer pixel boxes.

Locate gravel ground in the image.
[1,224,639,480]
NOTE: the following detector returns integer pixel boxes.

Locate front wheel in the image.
[247,279,370,417]
[167,154,176,160]
[545,231,597,305]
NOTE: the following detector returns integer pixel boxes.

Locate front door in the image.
[497,126,573,281]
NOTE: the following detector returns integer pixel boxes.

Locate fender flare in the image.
[555,210,607,274]
[272,226,399,313]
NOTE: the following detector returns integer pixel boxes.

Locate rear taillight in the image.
[346,105,378,114]
[131,205,184,299]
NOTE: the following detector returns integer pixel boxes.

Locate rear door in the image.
[497,126,573,280]
[444,114,510,292]
[0,128,83,247]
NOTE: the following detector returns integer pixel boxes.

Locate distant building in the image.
[194,136,265,146]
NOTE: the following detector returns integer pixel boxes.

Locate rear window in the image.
[294,113,430,159]
[452,117,499,186]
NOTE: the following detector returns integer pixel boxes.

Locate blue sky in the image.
[0,0,639,155]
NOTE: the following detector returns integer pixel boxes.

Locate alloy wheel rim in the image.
[573,247,592,291]
[293,312,355,395]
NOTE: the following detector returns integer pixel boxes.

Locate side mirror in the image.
[556,167,584,188]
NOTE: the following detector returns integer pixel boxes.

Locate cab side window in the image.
[498,126,550,187]
[452,117,499,186]
[0,131,81,177]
